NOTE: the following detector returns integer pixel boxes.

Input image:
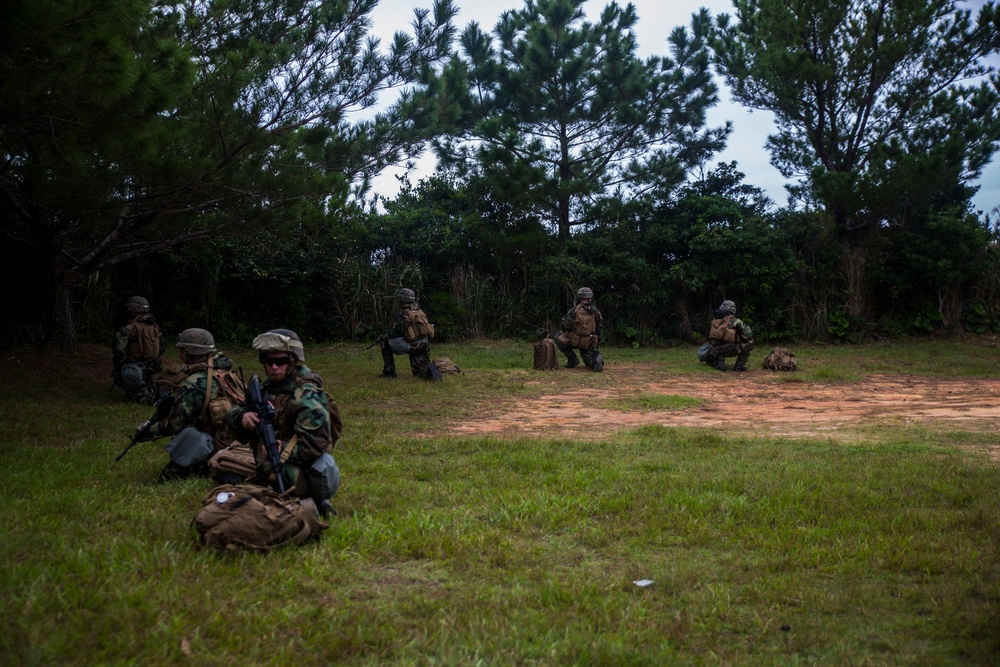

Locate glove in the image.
[134,423,153,442]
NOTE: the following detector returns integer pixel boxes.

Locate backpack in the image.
[533,337,559,370]
[709,315,736,344]
[404,308,435,342]
[763,347,797,371]
[201,363,247,431]
[127,321,161,360]
[433,357,462,374]
[571,305,598,336]
[207,443,257,485]
[192,483,327,551]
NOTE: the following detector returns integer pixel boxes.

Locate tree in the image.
[1,0,458,350]
[437,0,729,240]
[711,0,1000,318]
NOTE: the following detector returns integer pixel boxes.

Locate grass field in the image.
[1,338,998,665]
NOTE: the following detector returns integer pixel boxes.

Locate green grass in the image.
[1,338,999,665]
[600,393,704,412]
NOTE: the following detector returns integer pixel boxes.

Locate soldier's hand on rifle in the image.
[134,423,153,442]
[241,411,260,430]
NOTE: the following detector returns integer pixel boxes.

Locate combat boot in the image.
[732,363,747,372]
[565,351,580,369]
[319,500,336,518]
[426,361,443,382]
[158,461,191,483]
[715,357,727,372]
[378,370,397,379]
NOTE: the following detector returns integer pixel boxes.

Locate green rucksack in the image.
[192,484,327,551]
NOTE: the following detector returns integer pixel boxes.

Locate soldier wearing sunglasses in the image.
[226,329,342,517]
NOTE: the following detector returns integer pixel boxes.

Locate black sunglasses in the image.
[259,354,291,367]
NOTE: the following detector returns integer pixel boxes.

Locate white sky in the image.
[369,0,1000,216]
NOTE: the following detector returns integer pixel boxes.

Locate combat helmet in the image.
[576,287,594,302]
[719,300,736,315]
[253,328,305,362]
[126,296,150,313]
[175,328,216,355]
[397,288,417,304]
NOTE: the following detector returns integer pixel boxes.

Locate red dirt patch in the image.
[446,364,1000,448]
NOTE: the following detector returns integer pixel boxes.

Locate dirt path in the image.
[447,365,1000,446]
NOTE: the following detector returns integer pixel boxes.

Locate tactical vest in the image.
[403,308,435,342]
[268,376,344,460]
[570,304,597,336]
[198,359,247,445]
[709,315,736,344]
[126,321,161,360]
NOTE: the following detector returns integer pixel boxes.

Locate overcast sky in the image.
[368,0,1000,216]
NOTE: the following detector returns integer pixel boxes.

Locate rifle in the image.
[244,374,285,493]
[366,333,388,350]
[115,389,174,461]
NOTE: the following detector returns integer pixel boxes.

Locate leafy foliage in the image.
[438,0,729,239]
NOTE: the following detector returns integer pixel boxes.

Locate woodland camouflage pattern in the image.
[112,314,165,366]
[227,364,342,492]
[381,303,434,378]
[706,308,755,370]
[555,301,604,370]
[148,354,237,447]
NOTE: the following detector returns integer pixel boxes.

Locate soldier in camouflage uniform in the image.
[704,300,754,372]
[379,288,442,381]
[133,328,239,482]
[555,287,605,372]
[112,296,167,404]
[227,329,342,516]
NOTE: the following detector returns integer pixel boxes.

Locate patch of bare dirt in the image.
[446,364,1000,447]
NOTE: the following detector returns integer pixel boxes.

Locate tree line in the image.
[3,0,999,350]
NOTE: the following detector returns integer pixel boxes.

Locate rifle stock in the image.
[366,334,388,350]
[245,374,285,493]
[115,390,174,462]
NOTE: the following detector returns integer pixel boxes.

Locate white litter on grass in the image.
[633,579,655,587]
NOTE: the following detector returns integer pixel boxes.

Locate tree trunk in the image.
[839,240,868,322]
[47,259,80,353]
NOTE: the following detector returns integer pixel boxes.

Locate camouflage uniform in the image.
[228,364,343,500]
[381,305,432,378]
[112,313,166,403]
[148,354,238,446]
[135,327,240,481]
[555,287,605,371]
[380,289,441,380]
[705,300,754,372]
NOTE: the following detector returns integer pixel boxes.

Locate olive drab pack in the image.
[763,347,798,371]
[533,337,559,370]
[709,315,736,344]
[192,484,328,551]
[127,321,161,360]
[403,308,435,342]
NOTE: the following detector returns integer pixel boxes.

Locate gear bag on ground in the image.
[762,347,797,371]
[192,483,328,551]
[533,337,559,370]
